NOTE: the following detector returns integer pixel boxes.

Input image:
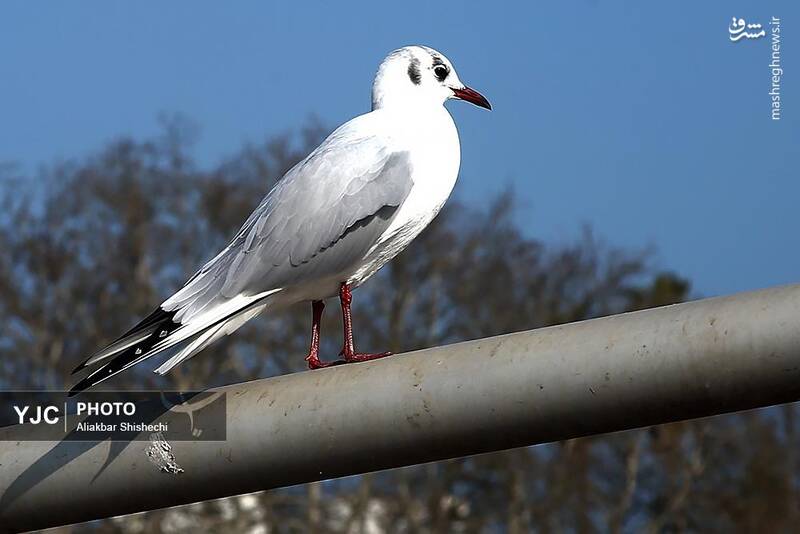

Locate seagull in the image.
[69,45,490,395]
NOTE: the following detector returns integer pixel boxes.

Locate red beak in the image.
[452,86,492,110]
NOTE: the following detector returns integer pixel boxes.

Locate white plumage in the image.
[70,45,490,394]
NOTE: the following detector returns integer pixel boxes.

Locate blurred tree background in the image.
[0,117,796,533]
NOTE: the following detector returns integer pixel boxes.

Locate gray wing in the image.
[163,128,413,321]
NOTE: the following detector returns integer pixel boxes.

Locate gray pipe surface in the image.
[2,284,800,532]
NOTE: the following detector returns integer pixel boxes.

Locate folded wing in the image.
[70,120,414,394]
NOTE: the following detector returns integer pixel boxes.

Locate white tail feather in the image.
[154,298,273,375]
[150,288,281,355]
[155,323,225,375]
[83,325,159,367]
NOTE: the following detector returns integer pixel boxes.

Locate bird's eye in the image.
[433,64,449,82]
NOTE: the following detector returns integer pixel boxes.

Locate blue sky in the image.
[1,1,797,297]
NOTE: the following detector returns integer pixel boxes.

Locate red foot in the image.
[338,348,393,363]
[338,283,392,363]
[305,355,346,369]
[346,352,393,363]
[303,285,394,370]
[304,300,346,369]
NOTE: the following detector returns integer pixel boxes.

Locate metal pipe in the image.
[2,284,800,532]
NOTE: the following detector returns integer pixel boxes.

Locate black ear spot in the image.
[407,58,421,85]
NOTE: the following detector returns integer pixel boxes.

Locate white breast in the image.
[349,106,461,286]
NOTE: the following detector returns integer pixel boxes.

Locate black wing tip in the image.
[69,311,182,395]
[68,374,95,397]
[72,307,177,376]
[68,359,124,397]
[116,307,177,341]
[71,360,89,375]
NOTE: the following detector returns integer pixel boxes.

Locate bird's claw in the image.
[307,350,392,369]
[342,351,393,363]
[306,357,347,370]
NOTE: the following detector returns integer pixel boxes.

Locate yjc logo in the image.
[13,405,61,425]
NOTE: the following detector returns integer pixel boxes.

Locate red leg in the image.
[338,282,392,363]
[305,300,344,369]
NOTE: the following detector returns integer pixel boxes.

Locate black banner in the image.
[0,391,227,441]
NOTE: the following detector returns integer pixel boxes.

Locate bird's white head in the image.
[371,45,491,112]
